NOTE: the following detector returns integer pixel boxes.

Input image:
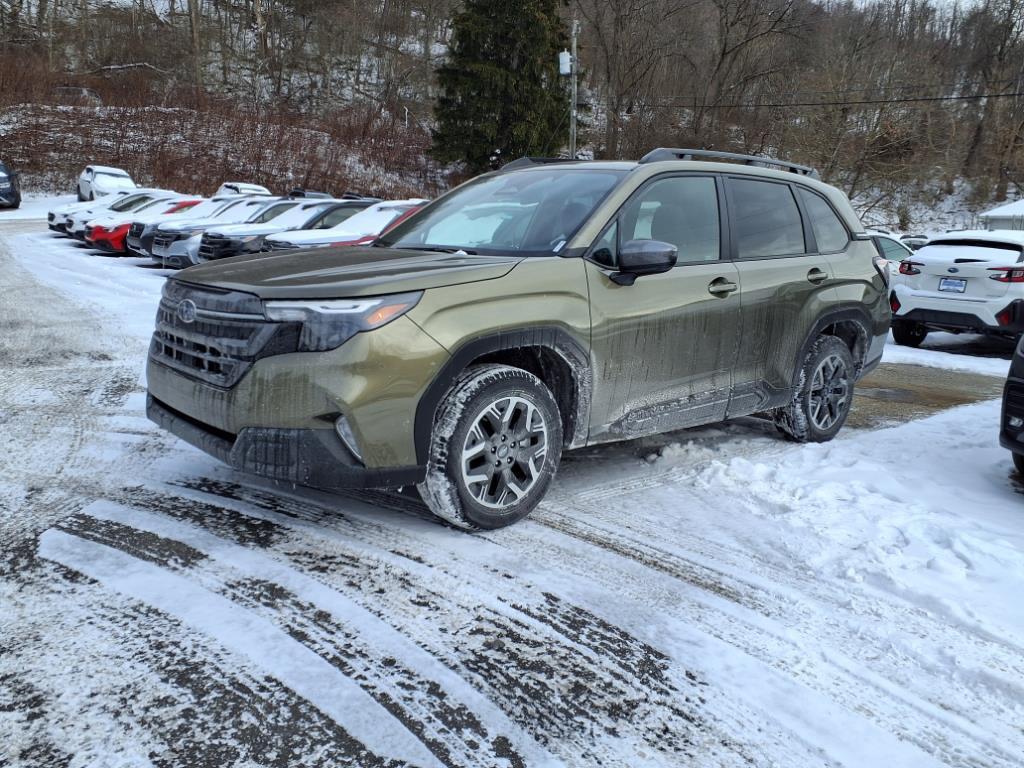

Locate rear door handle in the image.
[807,268,828,284]
[708,277,738,296]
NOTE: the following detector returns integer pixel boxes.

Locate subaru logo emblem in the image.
[948,267,959,273]
[176,299,197,324]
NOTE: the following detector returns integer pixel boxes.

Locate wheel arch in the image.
[793,306,873,385]
[413,327,592,464]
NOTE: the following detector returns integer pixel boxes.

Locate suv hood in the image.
[158,216,232,233]
[177,246,523,298]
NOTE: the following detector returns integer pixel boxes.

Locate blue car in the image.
[0,160,20,209]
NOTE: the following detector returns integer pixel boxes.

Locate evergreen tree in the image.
[432,0,569,172]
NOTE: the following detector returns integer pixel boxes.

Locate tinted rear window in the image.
[730,178,806,258]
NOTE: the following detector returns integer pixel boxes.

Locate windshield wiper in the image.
[395,245,478,255]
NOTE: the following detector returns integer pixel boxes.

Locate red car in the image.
[86,198,200,253]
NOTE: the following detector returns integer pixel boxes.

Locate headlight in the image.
[263,292,422,351]
[0,182,10,191]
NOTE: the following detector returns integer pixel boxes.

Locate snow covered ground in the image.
[2,203,1023,767]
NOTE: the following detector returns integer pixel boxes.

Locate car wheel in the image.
[1012,452,1024,476]
[418,364,562,530]
[88,191,95,201]
[774,336,856,443]
[892,320,928,347]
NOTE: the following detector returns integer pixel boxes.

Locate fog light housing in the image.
[889,292,901,313]
[334,415,362,462]
[1009,416,1023,429]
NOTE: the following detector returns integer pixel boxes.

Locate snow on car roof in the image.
[927,229,1024,246]
[89,165,132,176]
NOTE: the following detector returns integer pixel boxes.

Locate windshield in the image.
[329,205,414,239]
[248,201,297,224]
[379,169,625,254]
[314,205,366,229]
[96,171,131,179]
[170,198,217,218]
[274,202,333,228]
[135,197,168,213]
[109,194,149,212]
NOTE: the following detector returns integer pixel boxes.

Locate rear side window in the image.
[730,179,805,259]
[798,188,849,253]
[877,238,909,260]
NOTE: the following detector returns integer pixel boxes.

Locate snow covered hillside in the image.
[2,203,1022,767]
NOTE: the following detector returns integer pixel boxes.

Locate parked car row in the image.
[47,170,428,269]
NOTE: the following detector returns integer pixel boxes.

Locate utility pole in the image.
[570,18,579,158]
[559,18,580,158]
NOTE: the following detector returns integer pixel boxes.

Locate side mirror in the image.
[611,239,678,285]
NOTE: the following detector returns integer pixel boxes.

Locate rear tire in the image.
[892,320,928,347]
[418,364,562,530]
[1012,452,1024,476]
[774,336,855,443]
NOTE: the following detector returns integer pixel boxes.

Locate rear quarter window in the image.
[797,188,849,253]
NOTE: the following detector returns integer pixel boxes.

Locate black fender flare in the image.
[413,327,592,464]
[791,305,874,387]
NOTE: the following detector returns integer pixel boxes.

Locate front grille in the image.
[149,280,300,388]
[129,222,144,238]
[84,225,95,239]
[265,240,296,252]
[198,233,239,262]
[153,232,186,250]
[48,213,55,222]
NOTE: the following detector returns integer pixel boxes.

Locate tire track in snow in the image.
[8,560,412,768]
[38,529,445,768]
[60,501,563,768]
[96,482,765,767]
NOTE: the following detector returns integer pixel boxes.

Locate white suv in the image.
[889,230,1024,346]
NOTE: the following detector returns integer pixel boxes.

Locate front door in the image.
[585,174,742,443]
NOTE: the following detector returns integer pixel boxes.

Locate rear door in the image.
[585,173,742,441]
[727,178,840,415]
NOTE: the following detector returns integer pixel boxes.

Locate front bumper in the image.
[151,234,201,267]
[148,395,424,489]
[0,190,19,207]
[1000,375,1024,455]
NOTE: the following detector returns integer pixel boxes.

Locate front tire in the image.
[418,364,562,530]
[892,319,928,347]
[76,185,86,202]
[774,336,856,443]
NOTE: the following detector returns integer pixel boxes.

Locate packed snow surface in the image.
[2,199,1022,767]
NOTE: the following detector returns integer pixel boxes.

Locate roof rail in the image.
[499,156,584,172]
[638,147,820,179]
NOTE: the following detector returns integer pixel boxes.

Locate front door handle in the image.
[708,277,738,296]
[807,268,829,284]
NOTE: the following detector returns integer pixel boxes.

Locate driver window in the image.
[615,177,720,264]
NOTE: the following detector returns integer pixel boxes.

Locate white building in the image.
[979,199,1024,230]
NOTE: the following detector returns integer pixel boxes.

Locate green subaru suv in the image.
[147,148,890,529]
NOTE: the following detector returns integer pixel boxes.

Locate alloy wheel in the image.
[808,354,850,431]
[460,395,548,509]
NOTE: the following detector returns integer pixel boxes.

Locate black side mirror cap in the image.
[611,239,678,285]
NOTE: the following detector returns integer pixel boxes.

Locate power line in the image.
[646,90,1024,110]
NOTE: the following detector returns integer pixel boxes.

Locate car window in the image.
[249,202,296,223]
[315,206,364,229]
[329,205,412,238]
[878,238,910,259]
[797,188,848,253]
[591,221,618,267]
[380,168,625,255]
[730,178,805,258]
[109,194,146,212]
[616,176,720,264]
